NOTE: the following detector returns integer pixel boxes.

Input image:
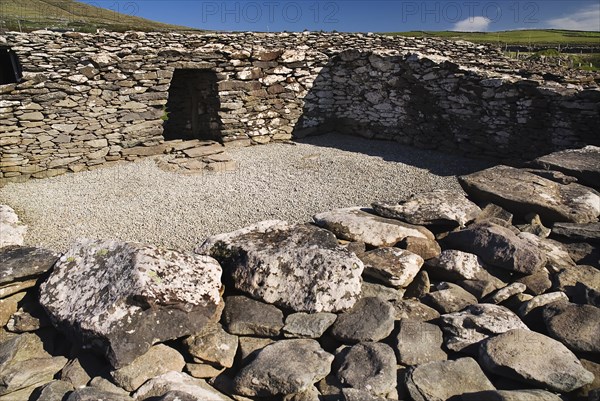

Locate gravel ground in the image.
[0,134,492,252]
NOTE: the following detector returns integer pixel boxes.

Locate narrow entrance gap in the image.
[0,48,23,84]
[163,69,222,142]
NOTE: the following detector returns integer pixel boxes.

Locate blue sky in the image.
[82,0,600,32]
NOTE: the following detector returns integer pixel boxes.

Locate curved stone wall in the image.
[0,31,599,183]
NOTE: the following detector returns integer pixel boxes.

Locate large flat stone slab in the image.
[196,221,363,313]
[313,207,434,247]
[459,165,600,224]
[0,246,59,287]
[534,145,600,190]
[39,239,224,368]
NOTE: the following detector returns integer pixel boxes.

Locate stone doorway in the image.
[163,69,221,141]
[0,48,22,84]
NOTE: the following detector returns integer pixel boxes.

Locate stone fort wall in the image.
[0,30,599,183]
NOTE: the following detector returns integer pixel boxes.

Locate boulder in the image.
[133,371,233,401]
[444,222,547,274]
[330,297,395,343]
[372,190,481,227]
[336,342,397,396]
[39,239,223,368]
[485,283,526,304]
[518,232,574,271]
[406,357,495,401]
[66,387,133,401]
[426,249,487,281]
[110,344,185,392]
[552,222,600,243]
[31,380,74,401]
[312,207,434,247]
[183,323,238,368]
[534,145,600,190]
[516,214,551,238]
[422,282,478,314]
[196,221,363,313]
[0,205,27,248]
[440,304,528,353]
[518,292,569,317]
[283,312,337,339]
[396,236,441,260]
[515,270,552,295]
[358,247,424,288]
[395,319,447,365]
[341,388,388,401]
[222,295,283,337]
[479,329,595,392]
[555,265,600,303]
[0,247,59,291]
[391,299,440,321]
[462,389,563,401]
[459,165,600,223]
[233,339,333,397]
[543,302,600,353]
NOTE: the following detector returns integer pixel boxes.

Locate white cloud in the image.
[547,4,600,31]
[452,16,491,32]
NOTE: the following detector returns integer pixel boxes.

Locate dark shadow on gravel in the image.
[294,132,496,177]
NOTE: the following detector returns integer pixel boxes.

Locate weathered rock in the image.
[518,232,575,271]
[485,283,527,304]
[197,221,363,313]
[372,190,481,227]
[66,387,133,401]
[185,363,224,379]
[391,299,440,321]
[237,337,275,363]
[283,312,337,339]
[222,295,283,337]
[39,239,223,368]
[404,270,430,298]
[233,339,333,397]
[422,282,478,314]
[515,270,552,295]
[543,302,600,353]
[534,145,600,190]
[7,296,50,333]
[282,385,320,401]
[0,333,67,398]
[341,388,388,401]
[479,329,595,392]
[31,380,74,401]
[462,389,563,401]
[579,359,600,399]
[358,247,424,288]
[336,342,396,396]
[444,222,547,274]
[440,304,528,353]
[0,206,27,248]
[459,165,600,223]
[313,207,434,247]
[59,358,91,389]
[518,292,569,317]
[330,297,395,343]
[183,323,238,368]
[111,344,185,392]
[426,249,487,281]
[564,242,599,267]
[396,319,446,365]
[0,292,26,327]
[155,391,199,401]
[396,236,441,260]
[458,278,506,300]
[133,371,233,401]
[516,214,551,238]
[360,281,402,301]
[475,203,513,225]
[0,246,58,289]
[552,222,600,244]
[555,265,600,303]
[406,357,495,401]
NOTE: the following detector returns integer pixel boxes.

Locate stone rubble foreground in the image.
[0,145,599,401]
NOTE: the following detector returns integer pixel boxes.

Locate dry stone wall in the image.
[1,30,599,183]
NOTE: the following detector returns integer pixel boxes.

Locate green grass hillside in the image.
[0,0,196,32]
[387,29,600,47]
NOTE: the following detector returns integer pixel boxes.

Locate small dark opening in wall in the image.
[163,69,222,141]
[0,48,23,85]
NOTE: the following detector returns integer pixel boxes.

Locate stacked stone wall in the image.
[0,30,598,183]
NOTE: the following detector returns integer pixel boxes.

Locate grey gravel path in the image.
[0,134,491,252]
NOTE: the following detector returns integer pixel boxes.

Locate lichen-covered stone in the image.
[197,221,363,313]
[39,239,223,368]
[0,206,27,248]
[358,247,424,288]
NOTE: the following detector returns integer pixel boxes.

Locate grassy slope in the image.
[0,0,196,32]
[387,29,600,46]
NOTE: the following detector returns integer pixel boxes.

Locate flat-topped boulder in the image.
[196,220,363,313]
[372,190,481,227]
[0,246,59,296]
[39,239,224,368]
[313,207,434,247]
[459,165,600,224]
[534,145,600,190]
